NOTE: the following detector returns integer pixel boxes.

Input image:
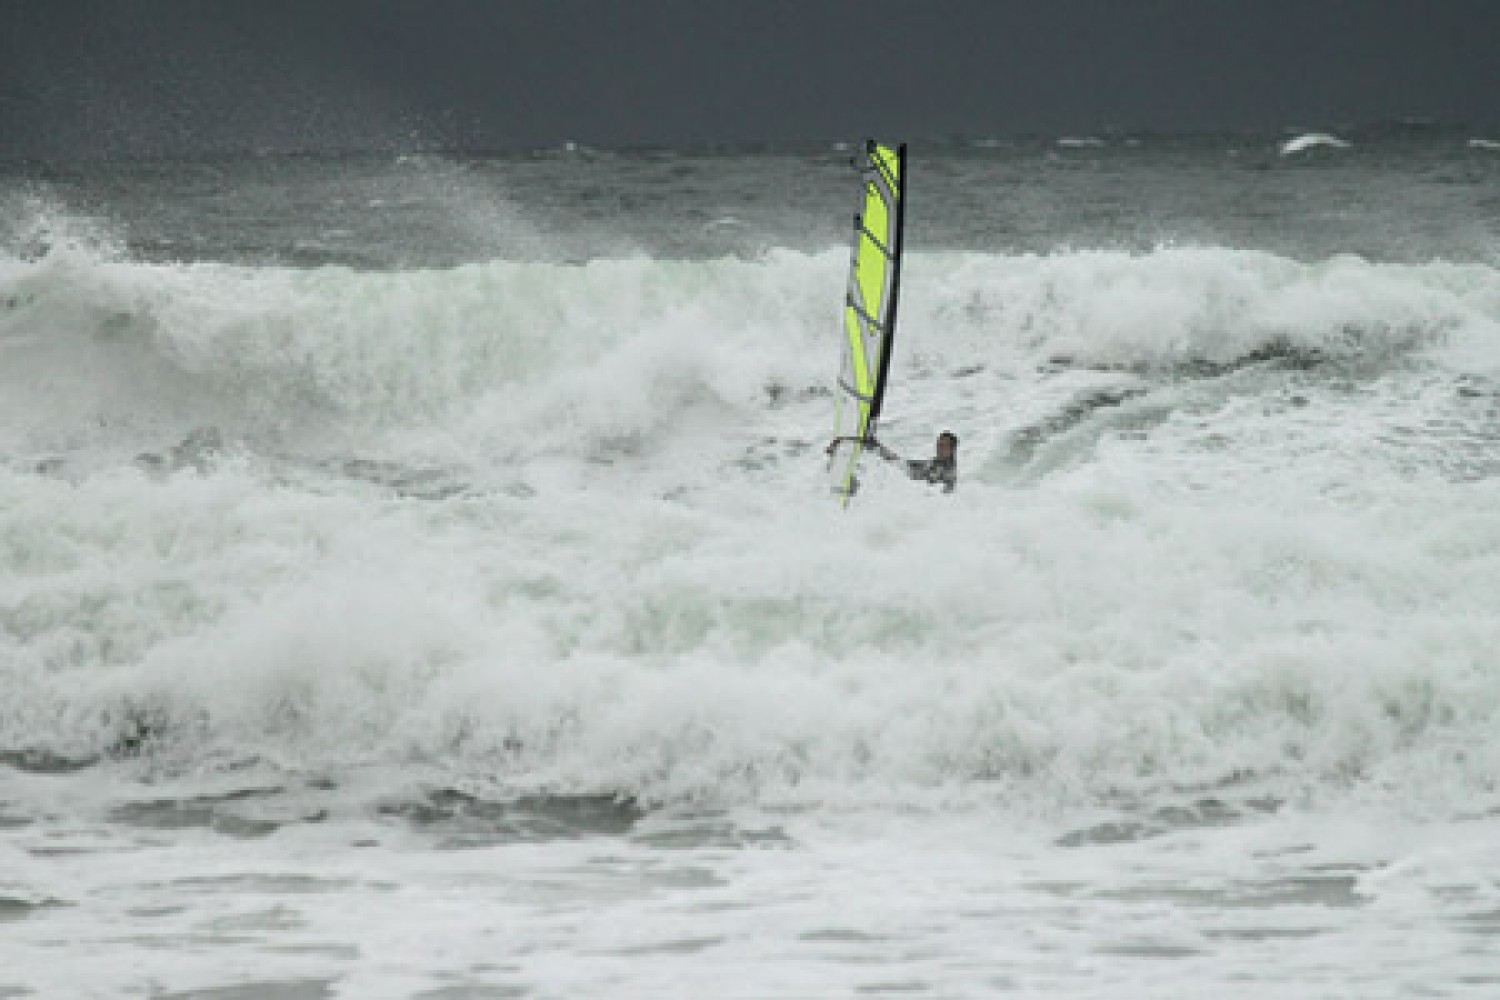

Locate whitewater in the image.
[3,136,1500,997]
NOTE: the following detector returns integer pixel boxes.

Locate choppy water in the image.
[3,133,1500,997]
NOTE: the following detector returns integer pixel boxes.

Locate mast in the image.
[866,141,906,437]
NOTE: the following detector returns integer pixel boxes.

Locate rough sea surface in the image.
[3,132,1500,997]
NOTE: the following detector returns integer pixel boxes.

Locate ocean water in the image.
[3,132,1500,998]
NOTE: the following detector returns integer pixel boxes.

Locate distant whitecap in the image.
[1279,133,1351,155]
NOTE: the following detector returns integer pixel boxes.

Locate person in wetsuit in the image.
[875,431,958,493]
[825,431,959,495]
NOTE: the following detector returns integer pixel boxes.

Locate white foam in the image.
[7,239,1500,1000]
[5,236,1500,811]
[5,242,1496,457]
[1280,133,1351,155]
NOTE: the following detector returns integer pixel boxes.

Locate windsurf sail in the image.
[828,140,907,504]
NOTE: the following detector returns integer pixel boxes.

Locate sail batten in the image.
[828,141,907,504]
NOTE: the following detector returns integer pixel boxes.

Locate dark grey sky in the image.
[4,1,1499,159]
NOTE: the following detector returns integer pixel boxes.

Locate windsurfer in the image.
[825,431,958,493]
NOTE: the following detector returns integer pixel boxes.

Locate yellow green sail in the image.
[828,141,907,504]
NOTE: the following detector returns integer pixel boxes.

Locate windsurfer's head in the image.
[936,431,958,462]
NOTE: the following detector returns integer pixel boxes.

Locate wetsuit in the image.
[901,456,958,493]
[875,445,957,493]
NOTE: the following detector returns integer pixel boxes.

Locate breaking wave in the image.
[3,225,1496,453]
[4,217,1500,812]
